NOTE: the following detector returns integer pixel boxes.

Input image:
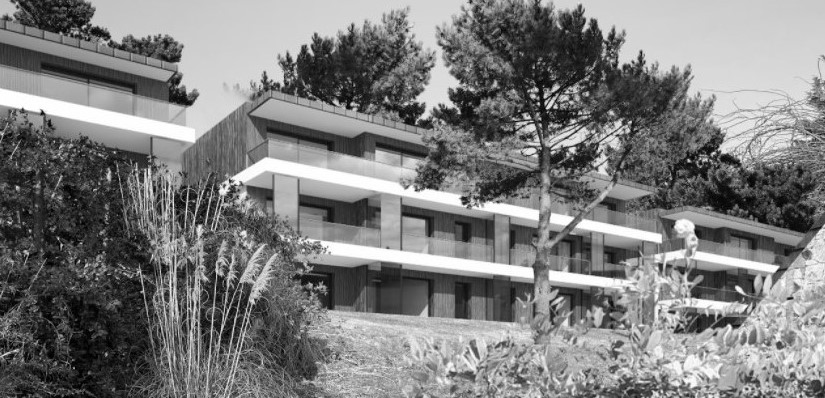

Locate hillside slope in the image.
[308,311,623,397]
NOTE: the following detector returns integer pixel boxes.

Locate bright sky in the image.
[3,0,824,143]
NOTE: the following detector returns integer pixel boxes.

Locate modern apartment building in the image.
[184,91,711,326]
[0,20,195,169]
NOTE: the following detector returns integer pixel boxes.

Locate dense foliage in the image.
[0,109,327,396]
[407,220,825,397]
[4,0,110,40]
[616,91,820,233]
[0,109,149,395]
[252,8,435,125]
[2,0,199,106]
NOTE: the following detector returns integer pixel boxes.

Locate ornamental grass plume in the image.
[122,168,292,397]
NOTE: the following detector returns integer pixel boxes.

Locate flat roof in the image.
[0,20,177,81]
[250,90,655,200]
[659,206,804,246]
[250,90,429,137]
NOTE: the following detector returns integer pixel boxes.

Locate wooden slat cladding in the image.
[182,103,254,184]
[400,205,491,247]
[0,42,168,100]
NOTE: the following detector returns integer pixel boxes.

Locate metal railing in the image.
[663,238,779,264]
[402,234,494,262]
[249,138,418,183]
[298,218,381,247]
[0,64,187,125]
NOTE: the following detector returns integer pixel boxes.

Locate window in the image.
[402,214,431,254]
[269,132,330,151]
[299,205,331,222]
[603,251,616,265]
[509,230,517,249]
[730,234,755,250]
[402,215,430,237]
[596,202,617,211]
[454,221,471,242]
[375,145,424,169]
[455,282,471,319]
[42,65,135,93]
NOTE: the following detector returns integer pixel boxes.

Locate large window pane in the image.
[375,148,402,167]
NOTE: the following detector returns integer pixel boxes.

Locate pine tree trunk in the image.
[532,150,554,330]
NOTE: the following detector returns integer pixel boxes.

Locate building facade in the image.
[0,20,195,169]
[182,91,804,325]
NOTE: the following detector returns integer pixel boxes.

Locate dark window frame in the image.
[454,221,471,243]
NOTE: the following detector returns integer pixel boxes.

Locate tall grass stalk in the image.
[124,168,280,397]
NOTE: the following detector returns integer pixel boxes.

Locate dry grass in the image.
[309,311,627,397]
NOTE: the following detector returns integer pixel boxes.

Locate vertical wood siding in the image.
[182,103,254,183]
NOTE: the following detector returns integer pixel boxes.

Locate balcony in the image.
[402,234,494,262]
[503,194,659,233]
[0,63,186,125]
[662,238,781,265]
[249,138,417,184]
[249,139,659,240]
[691,286,748,303]
[509,248,628,278]
[299,218,381,247]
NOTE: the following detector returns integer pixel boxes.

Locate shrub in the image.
[122,168,326,397]
[0,109,149,395]
[406,219,825,397]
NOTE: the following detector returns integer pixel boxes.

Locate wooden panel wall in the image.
[0,42,168,100]
[400,205,491,247]
[182,103,254,183]
[299,195,363,226]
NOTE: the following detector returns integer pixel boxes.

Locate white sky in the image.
[3,0,824,144]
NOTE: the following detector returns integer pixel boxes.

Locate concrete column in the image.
[273,174,299,229]
[380,194,402,250]
[494,214,511,264]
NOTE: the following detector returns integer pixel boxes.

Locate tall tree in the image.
[414,0,690,330]
[113,34,199,106]
[253,8,435,125]
[699,161,819,232]
[4,0,198,106]
[4,0,109,41]
[612,93,733,209]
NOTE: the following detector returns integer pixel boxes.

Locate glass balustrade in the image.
[0,64,187,125]
[249,139,418,183]
[401,234,494,262]
[508,249,591,274]
[663,238,779,264]
[500,191,658,233]
[298,218,381,247]
[688,286,760,305]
